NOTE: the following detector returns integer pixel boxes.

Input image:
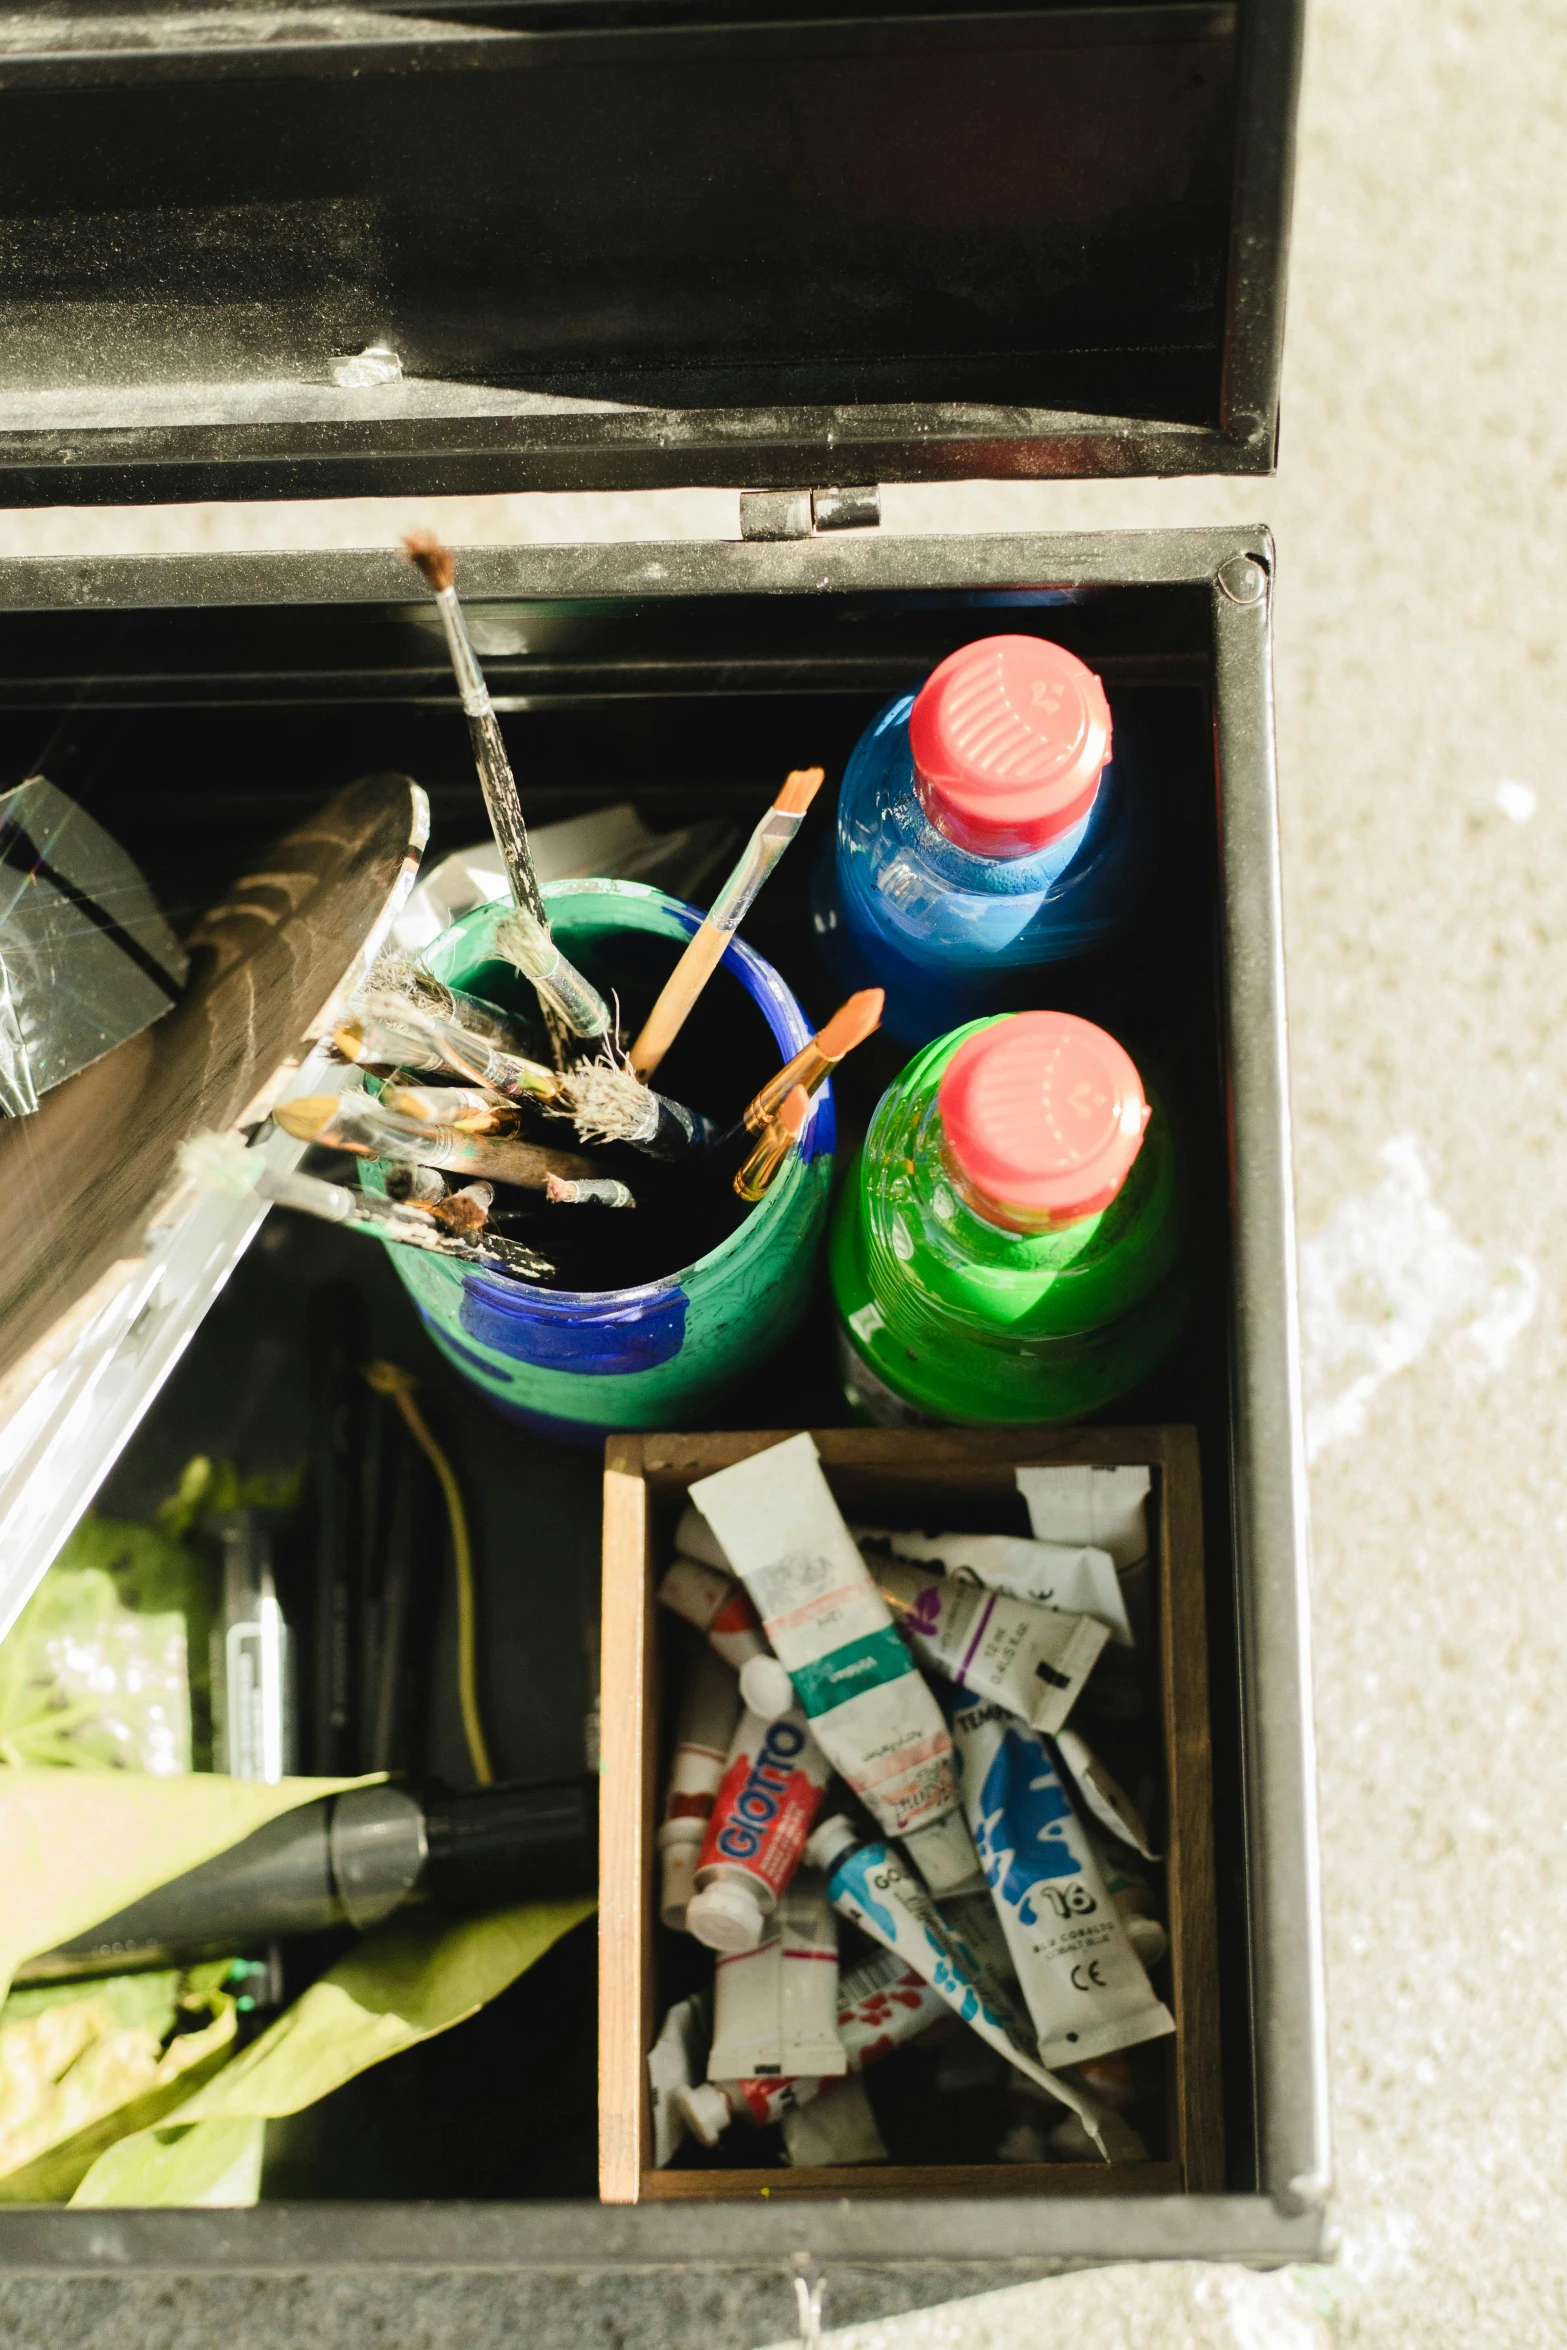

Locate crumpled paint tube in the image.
[950,1697,1172,2069]
[1054,1727,1159,1861]
[853,1524,1131,1647]
[806,1814,1145,2162]
[676,1944,944,2147]
[706,1871,843,2081]
[1014,1466,1151,1569]
[869,1558,1108,1735]
[648,1989,711,2168]
[688,1434,981,1897]
[656,1557,794,1720]
[781,2072,889,2167]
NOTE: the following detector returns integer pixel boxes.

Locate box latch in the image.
[739,486,881,541]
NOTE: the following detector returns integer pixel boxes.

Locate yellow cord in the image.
[364,1359,494,1787]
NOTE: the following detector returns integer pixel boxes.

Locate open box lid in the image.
[0,0,1302,504]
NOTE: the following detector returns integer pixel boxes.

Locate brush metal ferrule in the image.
[733,1112,802,1203]
[435,585,492,720]
[708,806,806,934]
[744,1041,830,1132]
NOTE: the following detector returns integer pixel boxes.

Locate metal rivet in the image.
[1217,555,1268,605]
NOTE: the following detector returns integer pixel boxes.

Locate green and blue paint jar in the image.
[381,880,833,1440]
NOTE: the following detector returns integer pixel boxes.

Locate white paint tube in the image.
[1055,1727,1159,1861]
[806,1814,1145,2163]
[950,1697,1173,2069]
[656,1555,795,1719]
[658,1647,742,1931]
[648,1990,711,2168]
[1015,1464,1155,1661]
[869,1559,1108,1736]
[1014,1465,1151,1569]
[707,1870,844,2081]
[854,1525,1131,1647]
[782,2073,889,2167]
[688,1435,981,1897]
[677,1945,945,2146]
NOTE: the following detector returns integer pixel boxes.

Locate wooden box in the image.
[599,1425,1221,2206]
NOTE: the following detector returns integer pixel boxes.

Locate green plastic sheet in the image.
[72,1897,595,2207]
[0,1771,371,2005]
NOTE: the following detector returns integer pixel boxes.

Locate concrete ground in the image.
[3,0,1565,2342]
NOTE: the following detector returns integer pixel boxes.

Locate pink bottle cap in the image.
[938,1012,1150,1233]
[908,636,1113,858]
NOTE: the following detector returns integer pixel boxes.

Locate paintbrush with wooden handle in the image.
[629,767,823,1082]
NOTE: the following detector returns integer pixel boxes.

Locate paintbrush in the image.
[348,997,562,1104]
[378,1082,520,1137]
[274,1093,595,1191]
[629,767,824,1081]
[402,535,612,1044]
[551,1048,718,1159]
[179,1135,553,1280]
[364,957,544,1057]
[733,1084,811,1203]
[545,1174,637,1209]
[744,989,884,1132]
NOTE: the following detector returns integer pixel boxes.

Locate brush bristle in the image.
[815,987,884,1062]
[775,766,826,817]
[178,1130,263,1196]
[403,530,455,595]
[778,1084,811,1137]
[559,1056,657,1145]
[272,1096,336,1143]
[492,907,553,979]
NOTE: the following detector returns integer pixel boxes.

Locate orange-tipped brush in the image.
[734,1083,811,1204]
[743,988,883,1133]
[629,767,824,1081]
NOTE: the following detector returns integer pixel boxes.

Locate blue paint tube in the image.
[805,1814,1145,2163]
[950,1696,1173,2069]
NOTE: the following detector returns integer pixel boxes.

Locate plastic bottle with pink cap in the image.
[813,634,1141,1044]
[829,1011,1189,1424]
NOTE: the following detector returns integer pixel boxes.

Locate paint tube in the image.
[656,1556,794,1720]
[870,1559,1108,1737]
[677,1946,944,2146]
[707,1870,843,2079]
[688,1434,982,1897]
[853,1525,1130,1647]
[1018,1464,1155,1656]
[805,1814,1144,2162]
[658,1648,742,1931]
[1055,1727,1158,1861]
[685,1704,832,1951]
[1014,1466,1151,1569]
[950,1696,1173,2068]
[782,2073,888,2167]
[648,1990,711,2168]
[1090,1837,1169,1967]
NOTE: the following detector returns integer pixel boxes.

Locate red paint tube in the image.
[657,1647,742,1931]
[684,1703,831,1952]
[657,1556,794,1720]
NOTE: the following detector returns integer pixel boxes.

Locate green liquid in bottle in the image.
[830,1016,1189,1425]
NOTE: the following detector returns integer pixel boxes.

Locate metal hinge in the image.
[740,485,881,541]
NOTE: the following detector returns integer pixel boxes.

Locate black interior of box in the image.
[0,581,1254,2197]
[0,3,1237,426]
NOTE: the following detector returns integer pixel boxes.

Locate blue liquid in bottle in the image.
[813,635,1145,1045]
